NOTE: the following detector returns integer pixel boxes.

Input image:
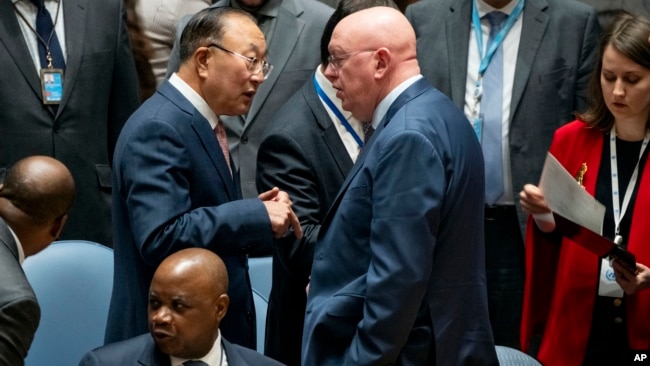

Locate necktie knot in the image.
[29,0,45,10]
[485,11,507,31]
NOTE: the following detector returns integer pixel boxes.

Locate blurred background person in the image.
[0,156,75,365]
[578,0,650,28]
[0,0,140,248]
[520,13,650,364]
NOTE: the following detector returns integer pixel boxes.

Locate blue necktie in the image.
[30,0,65,70]
[482,11,507,205]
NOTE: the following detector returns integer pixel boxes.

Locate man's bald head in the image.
[0,156,75,225]
[332,6,417,64]
[155,248,229,296]
[324,6,420,122]
[148,248,229,359]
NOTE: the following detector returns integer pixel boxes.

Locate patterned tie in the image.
[363,122,375,145]
[482,11,507,205]
[182,360,208,366]
[214,119,232,176]
[29,0,65,70]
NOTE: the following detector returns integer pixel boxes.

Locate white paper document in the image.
[538,153,605,234]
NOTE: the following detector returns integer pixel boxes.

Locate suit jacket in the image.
[0,219,40,366]
[168,0,333,198]
[302,78,498,365]
[406,0,600,231]
[521,121,650,365]
[105,81,273,348]
[256,72,354,365]
[578,0,650,23]
[0,0,140,246]
[80,334,285,366]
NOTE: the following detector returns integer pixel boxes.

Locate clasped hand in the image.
[259,187,303,239]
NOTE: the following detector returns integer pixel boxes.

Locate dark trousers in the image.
[484,205,525,349]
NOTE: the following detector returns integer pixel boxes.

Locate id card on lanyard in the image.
[470,0,524,140]
[598,127,650,297]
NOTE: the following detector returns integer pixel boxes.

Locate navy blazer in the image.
[303,78,498,365]
[256,72,354,364]
[105,81,273,348]
[0,219,40,366]
[80,334,285,366]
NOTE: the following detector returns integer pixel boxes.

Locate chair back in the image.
[252,288,268,353]
[495,345,542,366]
[22,240,114,366]
[248,256,272,299]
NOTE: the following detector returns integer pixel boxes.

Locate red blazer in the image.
[521,120,650,365]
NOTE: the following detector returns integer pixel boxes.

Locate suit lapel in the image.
[0,219,19,261]
[158,82,238,200]
[59,0,87,117]
[510,0,548,122]
[245,0,304,125]
[303,78,354,176]
[320,78,431,231]
[447,0,471,108]
[0,2,44,101]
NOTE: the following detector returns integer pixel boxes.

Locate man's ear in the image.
[49,214,68,239]
[194,47,211,78]
[215,293,229,322]
[374,47,391,78]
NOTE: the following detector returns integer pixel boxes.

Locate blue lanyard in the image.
[472,0,524,77]
[313,74,364,148]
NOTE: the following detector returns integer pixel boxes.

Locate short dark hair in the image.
[578,13,650,131]
[320,0,399,65]
[1,158,75,225]
[179,7,257,63]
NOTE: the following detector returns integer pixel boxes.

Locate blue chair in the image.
[248,256,272,299]
[22,240,114,366]
[495,345,542,366]
[252,288,268,353]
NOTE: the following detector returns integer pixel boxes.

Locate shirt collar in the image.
[8,226,26,264]
[231,0,281,19]
[370,74,423,129]
[170,332,225,366]
[169,73,219,131]
[475,0,518,17]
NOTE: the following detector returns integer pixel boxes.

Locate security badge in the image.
[40,68,63,105]
[598,234,625,298]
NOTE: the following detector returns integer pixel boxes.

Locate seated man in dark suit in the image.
[0,156,76,365]
[80,248,283,366]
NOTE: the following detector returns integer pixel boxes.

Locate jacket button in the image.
[241,136,248,144]
[614,317,623,324]
[613,298,622,307]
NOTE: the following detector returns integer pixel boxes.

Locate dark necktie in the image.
[30,0,65,70]
[482,11,507,205]
[183,361,208,366]
[363,122,375,145]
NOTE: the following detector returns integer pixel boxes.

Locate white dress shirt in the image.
[170,332,228,366]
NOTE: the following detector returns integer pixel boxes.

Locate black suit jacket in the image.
[80,334,285,365]
[0,219,40,366]
[256,72,353,365]
[0,0,140,246]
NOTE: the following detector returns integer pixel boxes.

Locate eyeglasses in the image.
[327,50,376,70]
[208,43,273,80]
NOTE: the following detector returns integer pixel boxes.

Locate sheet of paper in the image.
[538,153,605,234]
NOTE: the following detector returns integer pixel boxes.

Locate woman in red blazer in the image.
[519,14,650,365]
